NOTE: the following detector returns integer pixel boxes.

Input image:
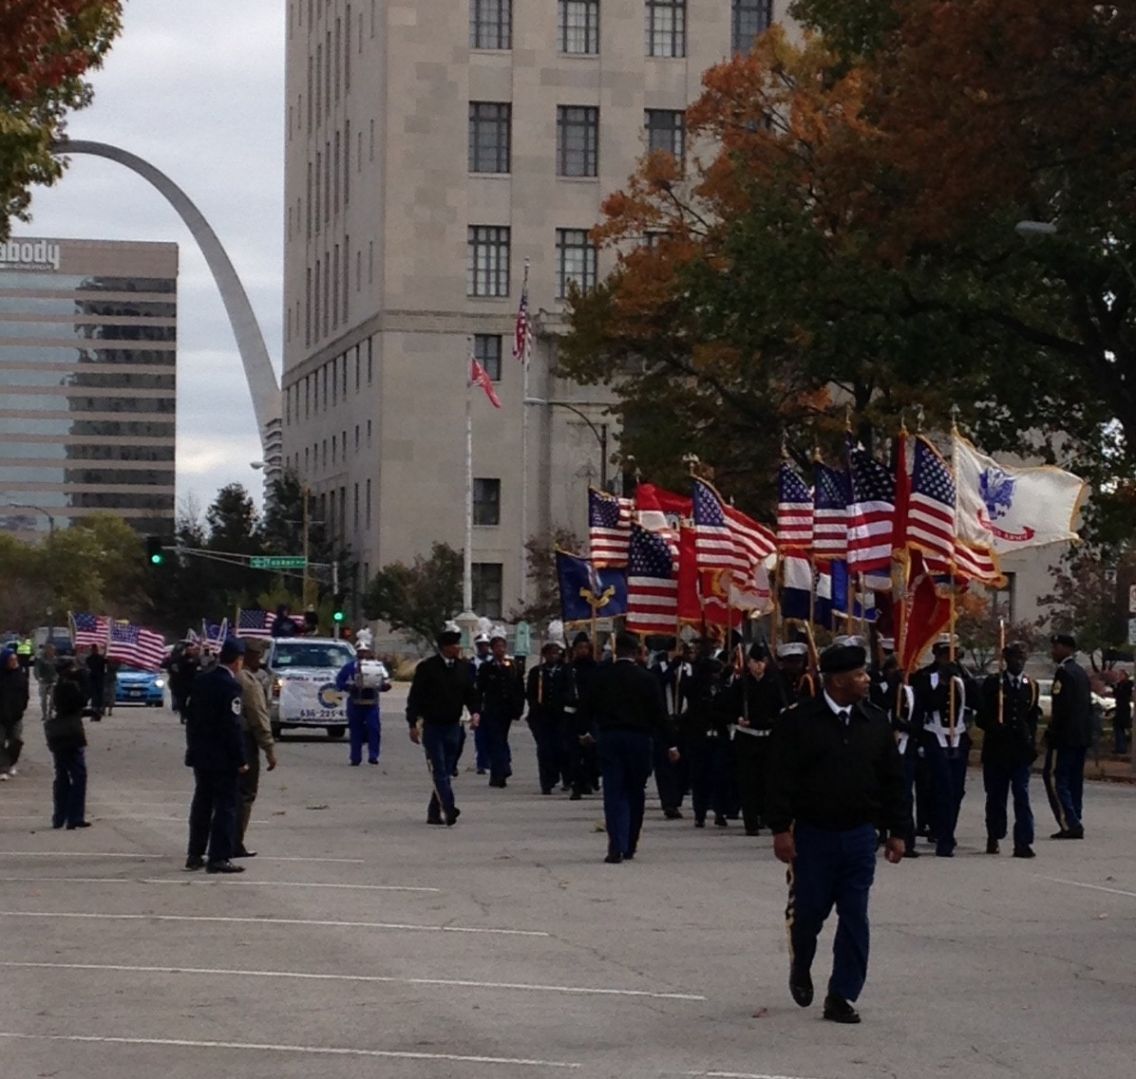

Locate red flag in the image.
[676,525,702,625]
[899,551,952,675]
[470,358,502,409]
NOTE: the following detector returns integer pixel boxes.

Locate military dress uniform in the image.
[564,650,600,797]
[653,650,692,818]
[1042,641,1093,838]
[184,642,247,872]
[776,642,819,706]
[477,652,525,788]
[880,671,919,858]
[236,656,275,856]
[912,658,975,857]
[683,651,730,828]
[977,668,1039,855]
[527,653,569,795]
[766,646,908,1020]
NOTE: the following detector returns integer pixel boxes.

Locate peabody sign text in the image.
[0,239,62,271]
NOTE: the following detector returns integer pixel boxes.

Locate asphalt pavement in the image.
[1,685,1134,1079]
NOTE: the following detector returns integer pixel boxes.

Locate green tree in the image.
[1036,555,1129,672]
[362,543,462,650]
[1,1,123,239]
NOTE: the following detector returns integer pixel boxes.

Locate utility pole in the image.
[301,484,312,608]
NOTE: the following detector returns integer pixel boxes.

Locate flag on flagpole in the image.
[692,478,776,578]
[779,555,814,622]
[555,549,627,625]
[777,463,813,552]
[812,463,849,560]
[71,612,110,649]
[107,622,166,670]
[512,266,533,365]
[588,488,634,567]
[953,434,1087,555]
[626,524,679,634]
[236,608,278,640]
[470,357,502,408]
[846,440,895,573]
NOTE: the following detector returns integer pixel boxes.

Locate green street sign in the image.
[251,555,308,570]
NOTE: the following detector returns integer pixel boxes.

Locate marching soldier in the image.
[767,643,907,1024]
[406,626,480,825]
[912,640,975,857]
[470,631,493,773]
[684,639,730,829]
[1043,633,1093,839]
[526,641,569,795]
[876,655,920,859]
[476,628,525,789]
[720,642,784,835]
[776,642,818,704]
[653,640,692,819]
[977,642,1039,858]
[564,633,600,799]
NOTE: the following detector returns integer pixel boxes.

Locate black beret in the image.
[436,630,462,647]
[1051,633,1076,649]
[819,644,867,675]
[572,631,591,647]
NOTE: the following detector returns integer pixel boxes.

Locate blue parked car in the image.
[114,666,166,707]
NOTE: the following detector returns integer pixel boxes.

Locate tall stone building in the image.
[281,0,785,618]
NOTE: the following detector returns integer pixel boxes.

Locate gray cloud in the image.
[24,0,285,511]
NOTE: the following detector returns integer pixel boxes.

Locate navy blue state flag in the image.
[555,549,628,625]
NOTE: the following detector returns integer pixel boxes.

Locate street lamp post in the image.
[3,502,56,539]
[524,398,609,490]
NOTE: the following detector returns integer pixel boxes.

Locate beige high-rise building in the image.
[281,0,786,620]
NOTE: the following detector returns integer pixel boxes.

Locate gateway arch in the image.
[51,139,282,468]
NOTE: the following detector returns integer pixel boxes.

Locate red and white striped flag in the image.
[107,622,167,670]
[626,524,679,634]
[588,488,633,567]
[513,267,533,364]
[692,478,776,580]
[71,612,110,649]
[846,440,895,573]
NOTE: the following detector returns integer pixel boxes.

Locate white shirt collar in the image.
[823,691,851,720]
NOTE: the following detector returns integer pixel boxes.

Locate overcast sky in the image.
[25,0,284,517]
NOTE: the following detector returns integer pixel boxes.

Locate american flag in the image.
[626,524,678,634]
[588,488,633,567]
[777,463,813,551]
[107,622,166,670]
[813,463,850,559]
[71,612,109,649]
[512,272,533,364]
[846,441,895,573]
[906,436,999,583]
[470,357,502,408]
[692,479,776,579]
[237,608,277,639]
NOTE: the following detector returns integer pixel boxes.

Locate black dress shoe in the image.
[986,838,1000,855]
[745,827,761,837]
[233,847,257,858]
[1013,845,1036,858]
[604,852,623,864]
[694,818,706,829]
[426,817,444,826]
[184,855,205,871]
[206,860,245,874]
[66,821,92,830]
[789,968,814,1007]
[904,847,920,859]
[663,808,684,820]
[569,790,582,801]
[1051,828,1084,839]
[445,806,461,827]
[823,994,861,1024]
[714,814,729,828]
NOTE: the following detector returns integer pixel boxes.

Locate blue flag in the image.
[556,550,628,625]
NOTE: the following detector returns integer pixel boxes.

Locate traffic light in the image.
[145,535,165,566]
[332,593,346,624]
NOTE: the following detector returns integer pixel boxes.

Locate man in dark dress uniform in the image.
[977,642,1040,858]
[1042,633,1093,839]
[776,642,818,705]
[582,631,678,863]
[527,641,569,795]
[720,642,785,835]
[564,633,599,799]
[184,638,248,874]
[407,627,480,825]
[653,640,692,819]
[477,630,525,788]
[1112,669,1132,755]
[767,644,907,1024]
[684,640,730,829]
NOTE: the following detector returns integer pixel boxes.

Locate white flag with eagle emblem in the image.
[953,435,1088,554]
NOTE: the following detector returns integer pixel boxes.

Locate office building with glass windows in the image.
[0,237,177,540]
[281,1,786,619]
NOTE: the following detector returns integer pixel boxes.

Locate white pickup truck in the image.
[265,636,356,738]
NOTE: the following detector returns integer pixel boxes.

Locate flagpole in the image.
[463,339,474,615]
[518,259,531,612]
[948,409,960,741]
[998,616,1006,725]
[770,553,781,650]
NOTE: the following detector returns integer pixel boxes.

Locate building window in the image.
[353,482,360,531]
[467,226,511,297]
[468,102,511,174]
[731,0,772,54]
[367,419,372,444]
[473,478,501,526]
[558,0,599,54]
[367,336,374,383]
[645,108,684,161]
[470,0,511,49]
[365,478,372,528]
[556,228,598,298]
[473,334,502,381]
[645,0,685,58]
[472,562,504,619]
[355,424,360,450]
[557,106,599,177]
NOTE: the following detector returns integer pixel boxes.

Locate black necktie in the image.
[838,710,850,726]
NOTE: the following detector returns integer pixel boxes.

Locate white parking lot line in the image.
[686,1071,825,1079]
[0,960,706,1002]
[0,910,548,937]
[0,1032,581,1069]
[1035,875,1136,899]
[0,878,441,893]
[0,852,365,864]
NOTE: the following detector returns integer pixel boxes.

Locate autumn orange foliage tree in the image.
[0,0,123,239]
[561,2,1136,540]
